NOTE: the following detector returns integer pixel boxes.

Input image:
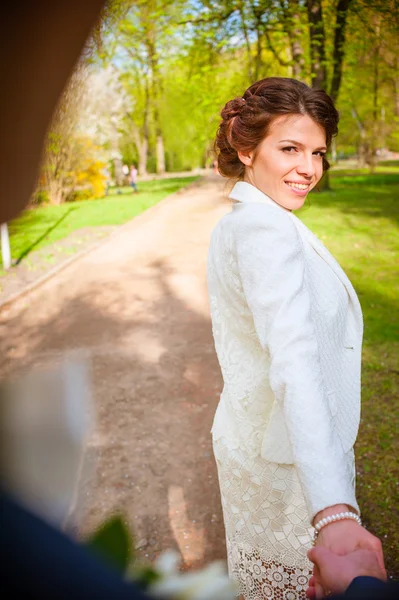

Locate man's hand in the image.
[306,547,387,598]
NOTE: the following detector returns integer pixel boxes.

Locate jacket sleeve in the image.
[336,577,393,600]
[234,204,359,523]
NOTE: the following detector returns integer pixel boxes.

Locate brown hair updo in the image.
[215,77,339,179]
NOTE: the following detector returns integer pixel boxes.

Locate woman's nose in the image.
[296,154,315,177]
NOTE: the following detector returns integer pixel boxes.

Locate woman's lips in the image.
[284,181,310,196]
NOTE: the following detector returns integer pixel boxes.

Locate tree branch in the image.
[264,28,291,67]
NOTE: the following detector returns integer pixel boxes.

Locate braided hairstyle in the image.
[215,77,339,179]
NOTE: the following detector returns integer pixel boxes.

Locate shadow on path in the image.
[0,257,226,570]
[15,207,77,264]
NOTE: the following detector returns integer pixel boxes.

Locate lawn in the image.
[299,169,399,577]
[0,176,199,271]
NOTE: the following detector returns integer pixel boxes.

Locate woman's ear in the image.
[238,150,253,167]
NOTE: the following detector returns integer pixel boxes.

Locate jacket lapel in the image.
[291,214,363,328]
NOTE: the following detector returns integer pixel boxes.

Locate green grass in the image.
[299,169,399,577]
[0,177,198,271]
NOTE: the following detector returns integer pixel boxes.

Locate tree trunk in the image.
[131,123,148,177]
[331,137,337,164]
[145,16,165,175]
[330,0,352,103]
[291,40,305,78]
[113,157,124,186]
[254,25,262,80]
[138,139,148,177]
[48,178,65,205]
[129,76,150,177]
[110,120,123,186]
[368,17,381,173]
[318,171,330,191]
[394,57,399,117]
[351,107,367,168]
[156,133,165,175]
[357,143,367,169]
[394,76,399,118]
[306,0,327,89]
[287,0,306,80]
[239,7,254,81]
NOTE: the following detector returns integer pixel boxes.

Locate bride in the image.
[207,77,383,599]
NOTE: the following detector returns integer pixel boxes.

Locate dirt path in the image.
[0,173,231,569]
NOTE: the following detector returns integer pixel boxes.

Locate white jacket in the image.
[207,181,363,519]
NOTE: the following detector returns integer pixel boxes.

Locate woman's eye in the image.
[314,151,326,157]
[282,146,297,153]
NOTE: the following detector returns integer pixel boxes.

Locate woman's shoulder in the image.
[231,201,299,238]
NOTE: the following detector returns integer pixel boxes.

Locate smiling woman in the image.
[238,114,327,211]
[215,77,336,211]
[208,77,384,600]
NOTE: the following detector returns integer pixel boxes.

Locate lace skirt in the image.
[213,438,313,600]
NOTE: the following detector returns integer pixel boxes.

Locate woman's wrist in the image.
[313,504,356,527]
[313,512,362,544]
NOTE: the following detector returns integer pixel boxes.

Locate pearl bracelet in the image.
[312,511,362,546]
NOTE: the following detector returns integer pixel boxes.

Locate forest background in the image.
[33,0,399,204]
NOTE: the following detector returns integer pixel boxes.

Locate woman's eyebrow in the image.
[278,139,327,151]
[278,139,302,145]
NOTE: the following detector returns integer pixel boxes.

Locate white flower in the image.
[153,550,181,577]
[245,574,255,591]
[149,560,236,600]
[237,569,246,584]
[230,544,241,567]
[248,558,267,582]
[283,590,297,600]
[289,568,310,591]
[266,565,290,589]
[261,582,274,598]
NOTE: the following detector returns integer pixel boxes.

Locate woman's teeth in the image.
[286,182,309,190]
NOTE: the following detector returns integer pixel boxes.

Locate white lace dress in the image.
[213,439,315,600]
[207,183,361,600]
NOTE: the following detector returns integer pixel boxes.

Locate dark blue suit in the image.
[2,492,149,599]
[332,575,397,599]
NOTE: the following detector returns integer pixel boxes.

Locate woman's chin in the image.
[277,193,307,211]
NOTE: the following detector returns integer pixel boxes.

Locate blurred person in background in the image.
[130,164,139,193]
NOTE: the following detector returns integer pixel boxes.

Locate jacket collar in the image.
[229,181,292,213]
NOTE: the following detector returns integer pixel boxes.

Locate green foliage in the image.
[86,515,133,573]
[129,564,161,589]
[39,134,106,204]
[37,0,397,183]
[335,0,399,160]
[100,0,398,173]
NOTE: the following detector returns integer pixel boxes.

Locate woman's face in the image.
[239,114,327,211]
